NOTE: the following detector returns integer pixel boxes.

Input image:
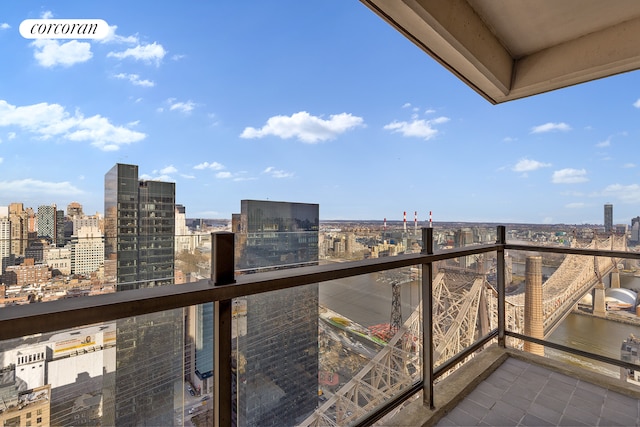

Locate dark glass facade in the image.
[103,164,181,426]
[604,203,613,233]
[234,200,319,427]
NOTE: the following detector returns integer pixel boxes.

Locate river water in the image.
[546,313,640,379]
[319,268,640,381]
[546,274,640,379]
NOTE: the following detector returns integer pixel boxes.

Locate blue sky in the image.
[1,1,640,225]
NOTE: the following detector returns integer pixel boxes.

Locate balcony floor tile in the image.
[434,357,640,427]
[386,346,640,427]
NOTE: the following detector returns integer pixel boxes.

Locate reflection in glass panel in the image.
[231,265,423,426]
[0,323,114,426]
[232,200,320,426]
[0,310,198,427]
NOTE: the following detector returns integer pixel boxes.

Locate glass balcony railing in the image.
[1,227,640,426]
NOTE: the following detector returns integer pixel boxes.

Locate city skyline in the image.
[1,2,640,224]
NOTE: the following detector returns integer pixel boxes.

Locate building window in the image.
[36,418,42,424]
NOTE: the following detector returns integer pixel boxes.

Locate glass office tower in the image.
[604,203,613,233]
[233,200,319,426]
[104,164,181,426]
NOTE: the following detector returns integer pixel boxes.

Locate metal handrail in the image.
[4,241,635,342]
[2,229,640,426]
[0,243,500,341]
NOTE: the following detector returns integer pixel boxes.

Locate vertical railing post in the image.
[496,226,506,348]
[421,227,434,409]
[212,232,236,427]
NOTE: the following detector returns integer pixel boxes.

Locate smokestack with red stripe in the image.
[403,211,407,233]
[383,217,387,231]
[414,211,418,235]
[429,211,433,228]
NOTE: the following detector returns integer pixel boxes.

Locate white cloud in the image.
[1,23,10,30]
[180,174,195,179]
[531,122,571,133]
[596,138,610,148]
[31,39,92,67]
[171,54,185,61]
[552,168,588,184]
[565,202,586,209]
[623,163,636,168]
[402,103,412,108]
[159,165,177,174]
[0,157,3,163]
[99,25,139,44]
[383,116,449,140]
[503,137,517,142]
[114,73,154,87]
[241,111,364,143]
[169,100,196,114]
[512,158,551,172]
[65,115,146,151]
[263,167,293,178]
[107,42,166,66]
[208,170,253,181]
[7,132,16,140]
[0,178,83,196]
[194,161,225,170]
[633,99,640,109]
[600,184,640,204]
[41,11,54,19]
[0,99,145,151]
[140,174,174,182]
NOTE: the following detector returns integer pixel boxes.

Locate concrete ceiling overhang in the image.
[361,0,640,104]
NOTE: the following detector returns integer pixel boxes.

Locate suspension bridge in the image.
[300,234,627,426]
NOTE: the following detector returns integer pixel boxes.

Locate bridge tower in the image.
[524,256,544,356]
[610,234,621,289]
[592,233,607,317]
[390,281,402,336]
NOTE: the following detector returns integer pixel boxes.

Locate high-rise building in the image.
[9,203,29,258]
[233,200,319,426]
[175,204,190,253]
[71,226,104,275]
[55,209,65,246]
[0,206,11,274]
[67,201,84,218]
[631,217,640,243]
[185,301,214,397]
[604,203,613,233]
[103,163,181,426]
[37,205,57,242]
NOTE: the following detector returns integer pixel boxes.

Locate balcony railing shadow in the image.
[2,226,640,426]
